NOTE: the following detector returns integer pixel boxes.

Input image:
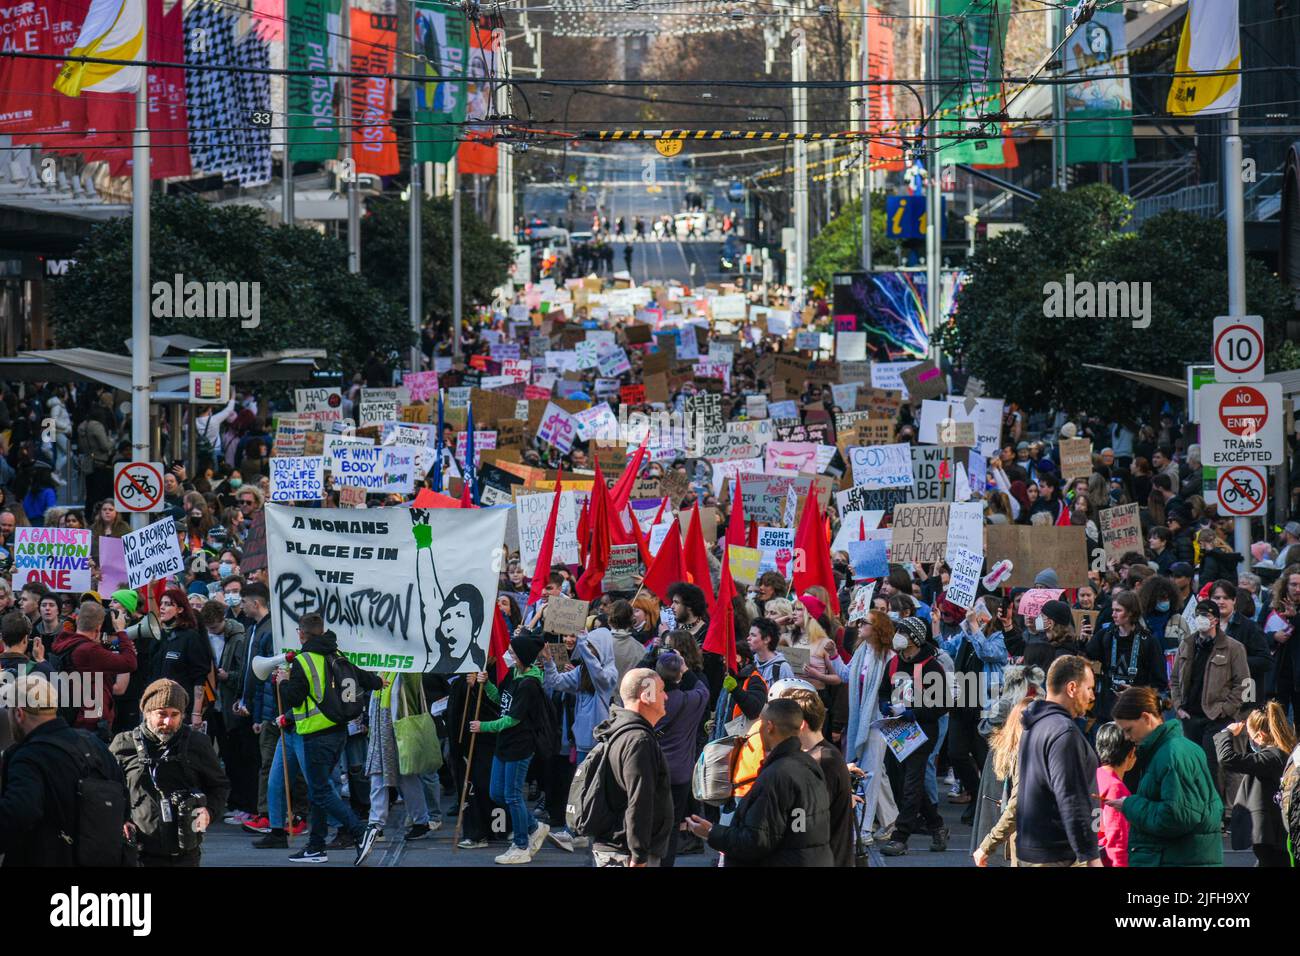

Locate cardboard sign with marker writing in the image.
[643,372,670,403]
[547,643,571,672]
[1099,502,1142,564]
[604,544,640,592]
[862,388,903,419]
[984,525,1088,588]
[544,596,590,636]
[783,645,810,676]
[855,419,897,446]
[1059,438,1094,481]
[937,419,977,448]
[889,502,950,565]
[900,361,946,402]
[624,324,652,345]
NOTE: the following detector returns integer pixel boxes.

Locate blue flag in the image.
[432,389,445,492]
[465,399,478,505]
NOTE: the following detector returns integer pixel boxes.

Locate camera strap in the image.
[131,727,199,799]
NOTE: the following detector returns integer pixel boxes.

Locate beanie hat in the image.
[111,589,139,615]
[1041,600,1073,629]
[1033,568,1059,589]
[509,635,544,668]
[139,678,189,715]
[187,580,210,597]
[897,616,929,647]
[797,593,826,622]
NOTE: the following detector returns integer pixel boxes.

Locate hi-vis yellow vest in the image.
[289,652,336,735]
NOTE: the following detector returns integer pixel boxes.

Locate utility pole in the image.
[925,7,941,363]
[1224,108,1251,564]
[342,0,360,273]
[131,20,151,530]
[409,6,422,375]
[859,0,872,272]
[496,48,514,244]
[791,25,808,305]
[452,156,463,359]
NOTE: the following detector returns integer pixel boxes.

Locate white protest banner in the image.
[597,346,632,378]
[766,310,793,335]
[648,522,674,558]
[768,400,799,421]
[711,457,766,497]
[359,388,404,427]
[12,527,92,592]
[545,351,579,373]
[269,456,325,502]
[333,445,417,494]
[446,387,471,409]
[574,404,619,442]
[847,581,878,622]
[575,341,599,369]
[849,443,913,490]
[516,491,588,569]
[831,383,859,409]
[266,506,509,673]
[945,547,984,610]
[123,516,183,589]
[945,500,985,567]
[746,395,768,419]
[537,402,578,454]
[295,387,343,423]
[870,361,919,399]
[836,331,867,362]
[711,293,747,320]
[324,434,374,471]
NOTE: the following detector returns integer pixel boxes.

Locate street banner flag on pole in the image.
[793,490,841,616]
[1064,0,1135,163]
[1167,0,1241,116]
[412,0,468,165]
[54,0,145,96]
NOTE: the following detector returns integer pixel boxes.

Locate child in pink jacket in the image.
[1094,722,1135,867]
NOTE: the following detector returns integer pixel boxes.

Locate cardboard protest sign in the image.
[1072,609,1100,638]
[870,361,920,398]
[295,387,343,424]
[12,528,92,592]
[1099,502,1142,564]
[544,596,590,636]
[123,516,184,589]
[984,525,1088,588]
[1059,438,1094,481]
[945,500,986,567]
[911,446,955,503]
[265,506,508,672]
[899,361,946,402]
[889,502,951,565]
[604,544,640,592]
[338,486,367,508]
[849,443,913,490]
[862,388,903,419]
[783,645,810,676]
[514,490,587,569]
[359,388,404,428]
[854,419,897,447]
[269,456,325,502]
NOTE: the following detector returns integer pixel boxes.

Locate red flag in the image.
[703,549,738,674]
[642,517,685,604]
[528,473,564,607]
[1056,499,1072,526]
[413,487,460,508]
[652,496,669,527]
[747,519,758,549]
[610,435,650,512]
[628,504,653,569]
[576,461,612,599]
[489,608,512,683]
[350,7,399,176]
[793,491,840,616]
[683,502,715,607]
[725,477,745,550]
[859,516,867,540]
[458,479,476,508]
[576,497,590,566]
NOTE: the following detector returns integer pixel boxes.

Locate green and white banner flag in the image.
[934,0,1011,167]
[412,1,468,165]
[1064,1,1135,164]
[287,0,343,162]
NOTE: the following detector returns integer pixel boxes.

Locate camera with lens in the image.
[166,791,208,852]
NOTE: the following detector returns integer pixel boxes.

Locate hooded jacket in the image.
[481,664,547,762]
[1013,698,1100,865]
[654,669,710,785]
[707,735,834,867]
[50,630,137,732]
[1121,719,1223,866]
[278,631,383,732]
[541,627,618,752]
[590,706,673,864]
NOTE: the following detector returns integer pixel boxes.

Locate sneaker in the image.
[494,845,532,865]
[224,810,253,826]
[241,815,272,835]
[548,828,576,853]
[458,837,489,849]
[374,829,387,843]
[288,847,327,863]
[427,819,443,832]
[948,791,972,805]
[880,840,909,857]
[326,829,356,850]
[947,782,963,797]
[942,770,956,787]
[929,827,950,853]
[404,823,431,841]
[527,822,550,857]
[289,818,308,837]
[572,835,589,849]
[252,829,288,849]
[354,824,379,866]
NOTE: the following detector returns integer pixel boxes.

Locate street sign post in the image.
[1215,465,1268,517]
[1198,382,1283,468]
[1212,315,1265,383]
[114,461,165,513]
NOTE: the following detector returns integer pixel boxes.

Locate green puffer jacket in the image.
[1121,720,1224,867]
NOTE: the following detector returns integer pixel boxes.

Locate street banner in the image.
[287,0,342,161]
[935,0,1011,166]
[266,506,508,673]
[350,8,399,175]
[1167,0,1241,116]
[1065,0,1135,163]
[412,0,468,164]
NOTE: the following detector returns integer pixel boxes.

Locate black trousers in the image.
[1254,843,1290,867]
[449,747,503,843]
[888,733,944,842]
[661,782,691,868]
[947,708,988,802]
[219,717,262,814]
[1181,715,1229,797]
[544,752,576,829]
[140,850,201,867]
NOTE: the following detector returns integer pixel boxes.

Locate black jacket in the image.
[159,625,214,692]
[591,707,673,864]
[1214,730,1288,848]
[707,736,834,867]
[1224,614,1273,699]
[1014,699,1100,865]
[278,631,383,725]
[0,719,127,866]
[809,738,854,867]
[1084,623,1168,721]
[879,648,949,732]
[110,724,230,859]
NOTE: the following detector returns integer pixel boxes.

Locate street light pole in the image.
[1224,108,1251,564]
[131,22,151,530]
[925,9,941,364]
[342,0,360,273]
[791,26,808,305]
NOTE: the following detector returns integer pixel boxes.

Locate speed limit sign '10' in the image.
[114,462,166,513]
[1216,465,1267,518]
[1212,315,1265,383]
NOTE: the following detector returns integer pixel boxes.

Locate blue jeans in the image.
[303,729,364,850]
[269,731,344,830]
[489,755,535,849]
[420,772,444,823]
[925,714,949,806]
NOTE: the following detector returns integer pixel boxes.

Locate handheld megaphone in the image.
[252,650,296,681]
[125,613,160,643]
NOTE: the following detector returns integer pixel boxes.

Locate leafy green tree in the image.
[807,194,892,289]
[361,196,514,328]
[937,185,1293,420]
[50,194,410,374]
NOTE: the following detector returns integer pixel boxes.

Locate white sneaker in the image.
[223,811,252,826]
[428,819,443,832]
[528,821,550,857]
[494,845,532,865]
[548,828,576,853]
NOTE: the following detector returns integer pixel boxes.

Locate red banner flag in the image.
[350,8,398,177]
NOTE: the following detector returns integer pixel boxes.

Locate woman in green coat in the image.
[1106,686,1224,867]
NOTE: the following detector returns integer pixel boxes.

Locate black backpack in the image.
[31,730,136,867]
[41,638,88,728]
[307,652,367,725]
[565,721,644,839]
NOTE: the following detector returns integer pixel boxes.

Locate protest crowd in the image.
[1,273,1299,871]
